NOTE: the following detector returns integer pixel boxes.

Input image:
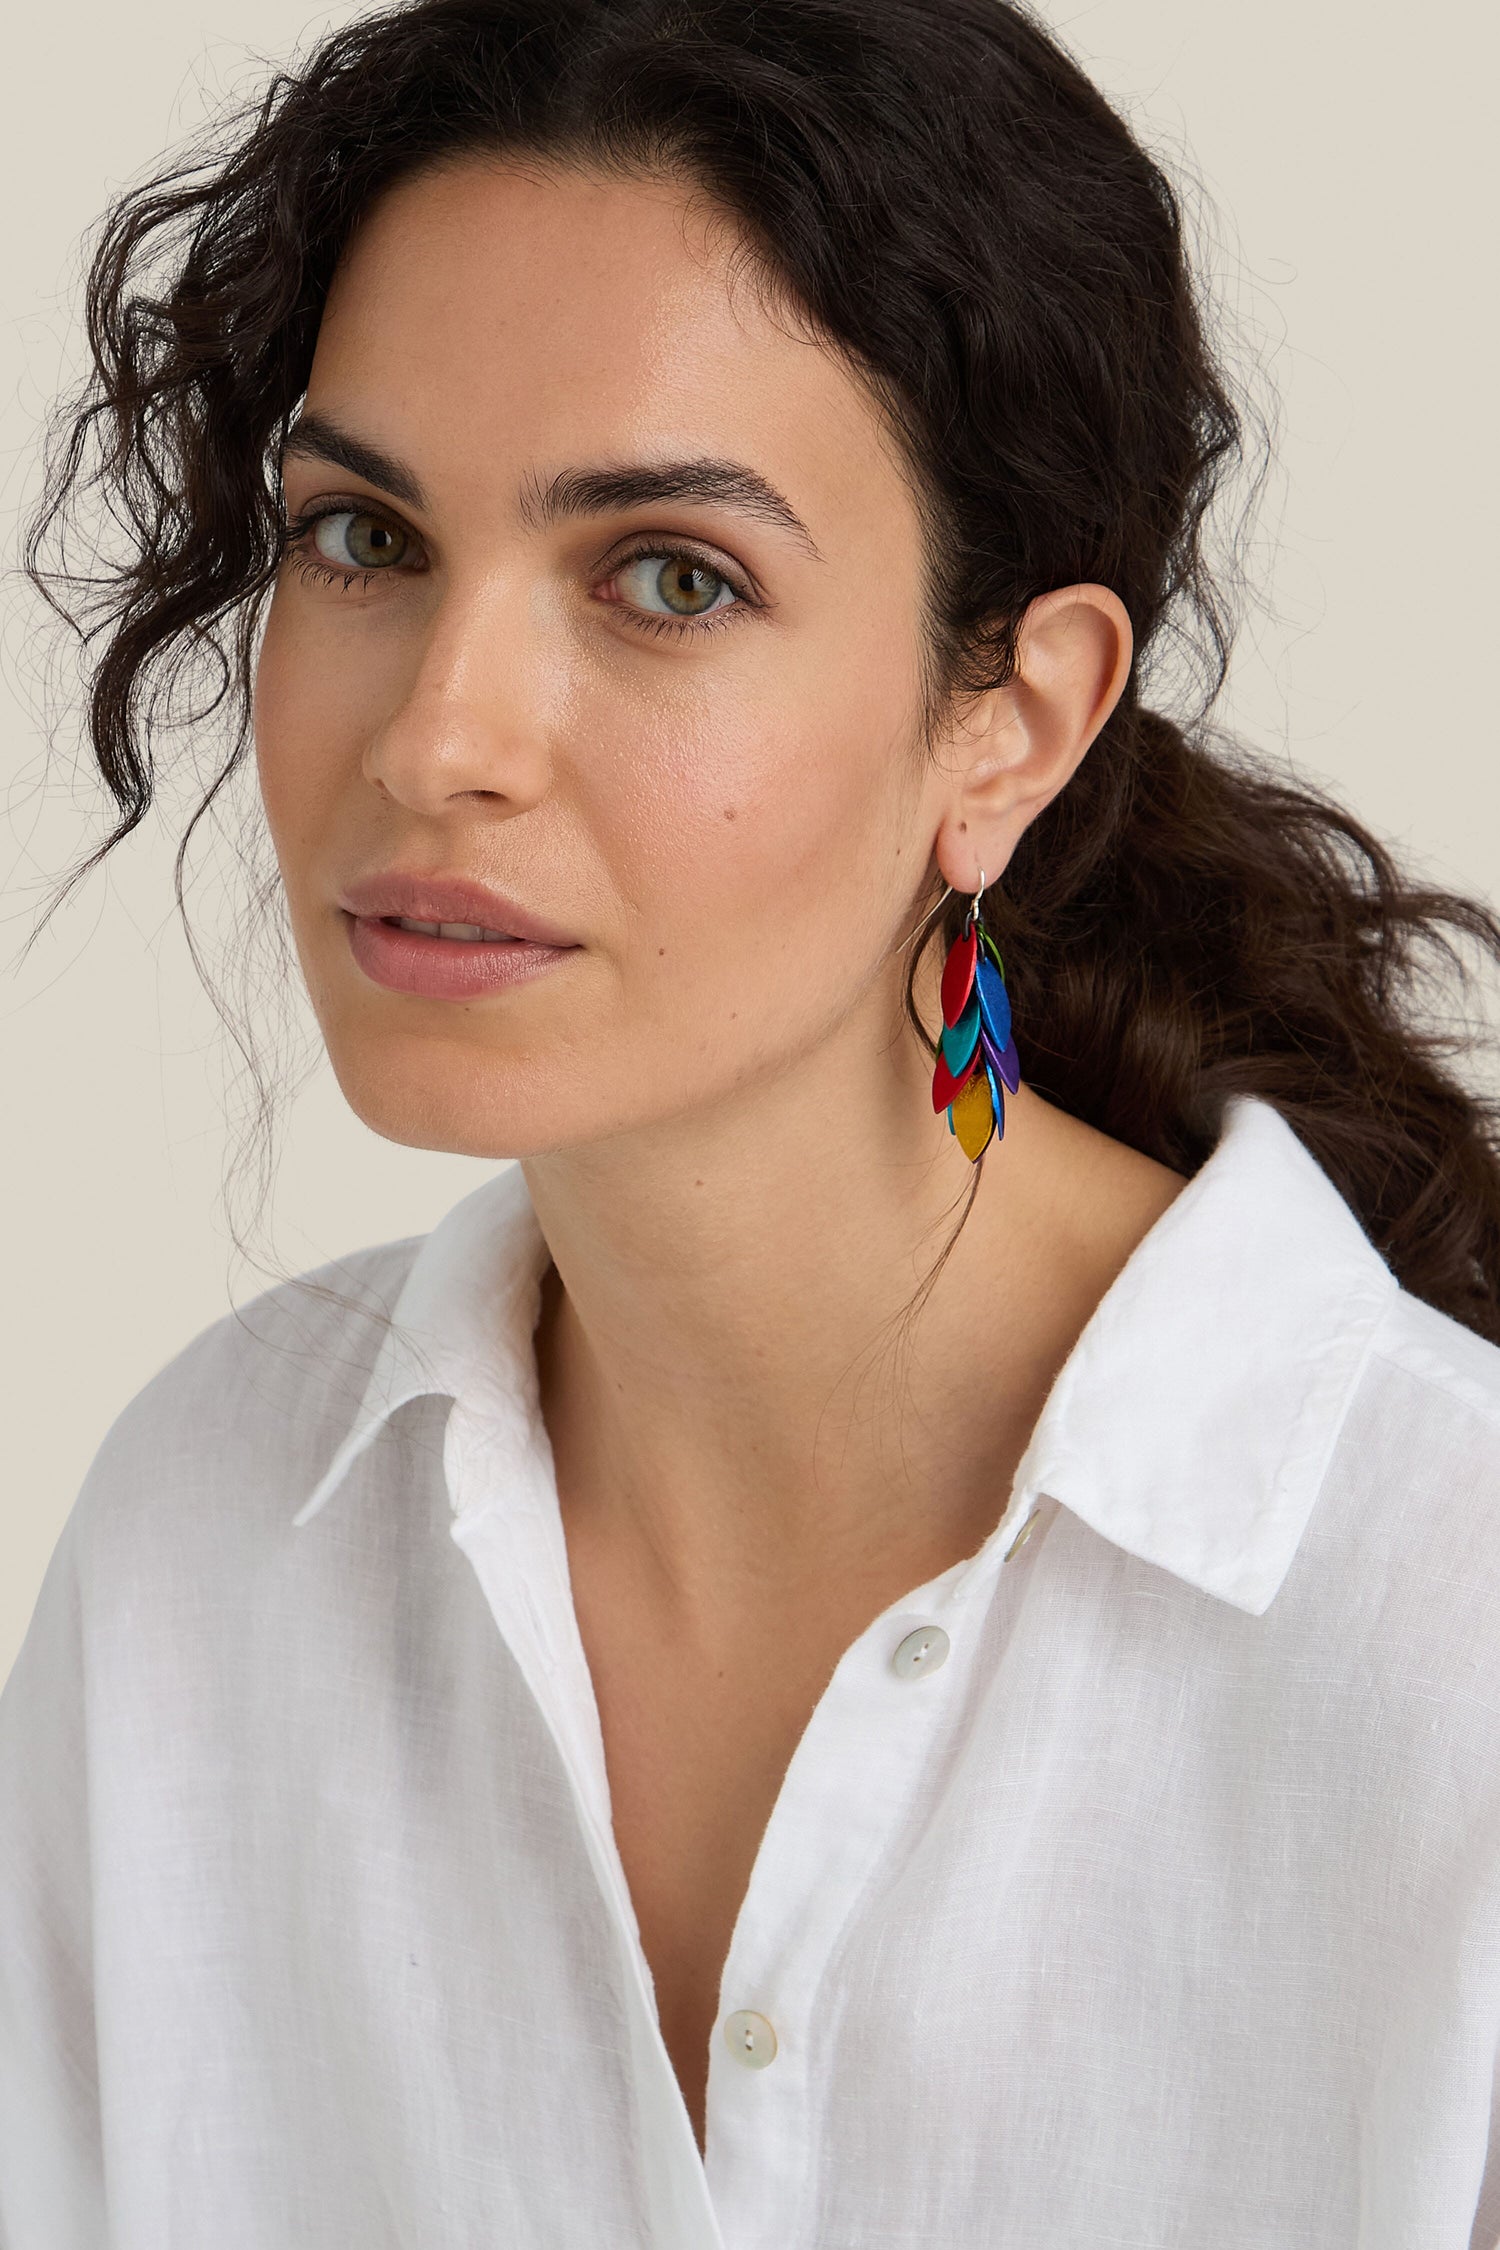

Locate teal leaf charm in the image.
[939,985,982,1074]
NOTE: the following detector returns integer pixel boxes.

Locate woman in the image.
[4,0,1500,2240]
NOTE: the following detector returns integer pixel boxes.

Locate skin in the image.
[255,154,1187,2154]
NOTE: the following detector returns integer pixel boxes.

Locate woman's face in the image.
[256,156,969,1160]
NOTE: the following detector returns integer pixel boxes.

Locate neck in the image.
[526,989,1184,1628]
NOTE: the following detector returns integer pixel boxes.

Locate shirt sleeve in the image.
[0,1508,108,2246]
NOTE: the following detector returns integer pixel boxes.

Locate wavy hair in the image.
[23,0,1500,1339]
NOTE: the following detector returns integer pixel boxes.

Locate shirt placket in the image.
[701,1496,1051,2250]
[443,1395,729,2250]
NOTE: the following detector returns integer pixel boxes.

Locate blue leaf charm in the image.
[984,1055,1006,1140]
[975,954,1011,1050]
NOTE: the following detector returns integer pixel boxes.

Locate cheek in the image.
[607,622,921,894]
[252,587,402,837]
[253,594,331,841]
[578,633,922,1032]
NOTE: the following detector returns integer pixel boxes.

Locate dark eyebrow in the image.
[282,414,822,562]
[281,413,427,509]
[520,459,823,561]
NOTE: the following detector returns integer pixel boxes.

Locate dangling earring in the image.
[931,870,1022,1160]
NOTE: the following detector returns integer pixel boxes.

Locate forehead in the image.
[306,155,911,546]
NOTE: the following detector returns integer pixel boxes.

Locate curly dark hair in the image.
[23,0,1500,1338]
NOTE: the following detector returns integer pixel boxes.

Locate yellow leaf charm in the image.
[951,1069,995,1160]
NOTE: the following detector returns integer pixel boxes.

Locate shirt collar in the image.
[292,1094,1398,1618]
[1009,1092,1397,1613]
[290,1159,552,1531]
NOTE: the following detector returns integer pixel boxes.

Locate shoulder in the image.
[1324,1284,1500,1594]
[1365,1285,1500,1435]
[63,1231,427,1575]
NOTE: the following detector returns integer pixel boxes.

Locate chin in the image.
[326,1049,613,1161]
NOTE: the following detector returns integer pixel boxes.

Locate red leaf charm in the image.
[940,927,978,1027]
[932,1039,982,1113]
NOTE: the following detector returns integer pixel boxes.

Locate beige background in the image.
[3,1,1497,1687]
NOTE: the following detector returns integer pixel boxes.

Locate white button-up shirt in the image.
[5,1092,1500,2247]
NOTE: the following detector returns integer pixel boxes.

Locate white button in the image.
[723,2009,778,2066]
[891,1624,950,1680]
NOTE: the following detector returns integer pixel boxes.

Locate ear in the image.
[930,583,1133,897]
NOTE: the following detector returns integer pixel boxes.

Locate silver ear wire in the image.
[896,881,957,956]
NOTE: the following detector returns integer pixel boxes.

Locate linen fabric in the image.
[4,1092,1500,2248]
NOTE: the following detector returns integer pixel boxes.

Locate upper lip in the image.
[338,870,580,947]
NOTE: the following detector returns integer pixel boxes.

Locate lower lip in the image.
[344,913,578,999]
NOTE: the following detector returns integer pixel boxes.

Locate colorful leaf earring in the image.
[931,870,1022,1160]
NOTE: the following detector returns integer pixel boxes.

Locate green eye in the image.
[311,510,409,570]
[616,552,736,618]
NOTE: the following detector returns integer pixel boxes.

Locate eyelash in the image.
[601,536,758,638]
[281,506,760,640]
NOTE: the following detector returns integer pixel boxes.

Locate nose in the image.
[362,575,554,816]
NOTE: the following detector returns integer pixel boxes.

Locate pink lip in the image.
[337,869,581,1001]
[338,870,580,946]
